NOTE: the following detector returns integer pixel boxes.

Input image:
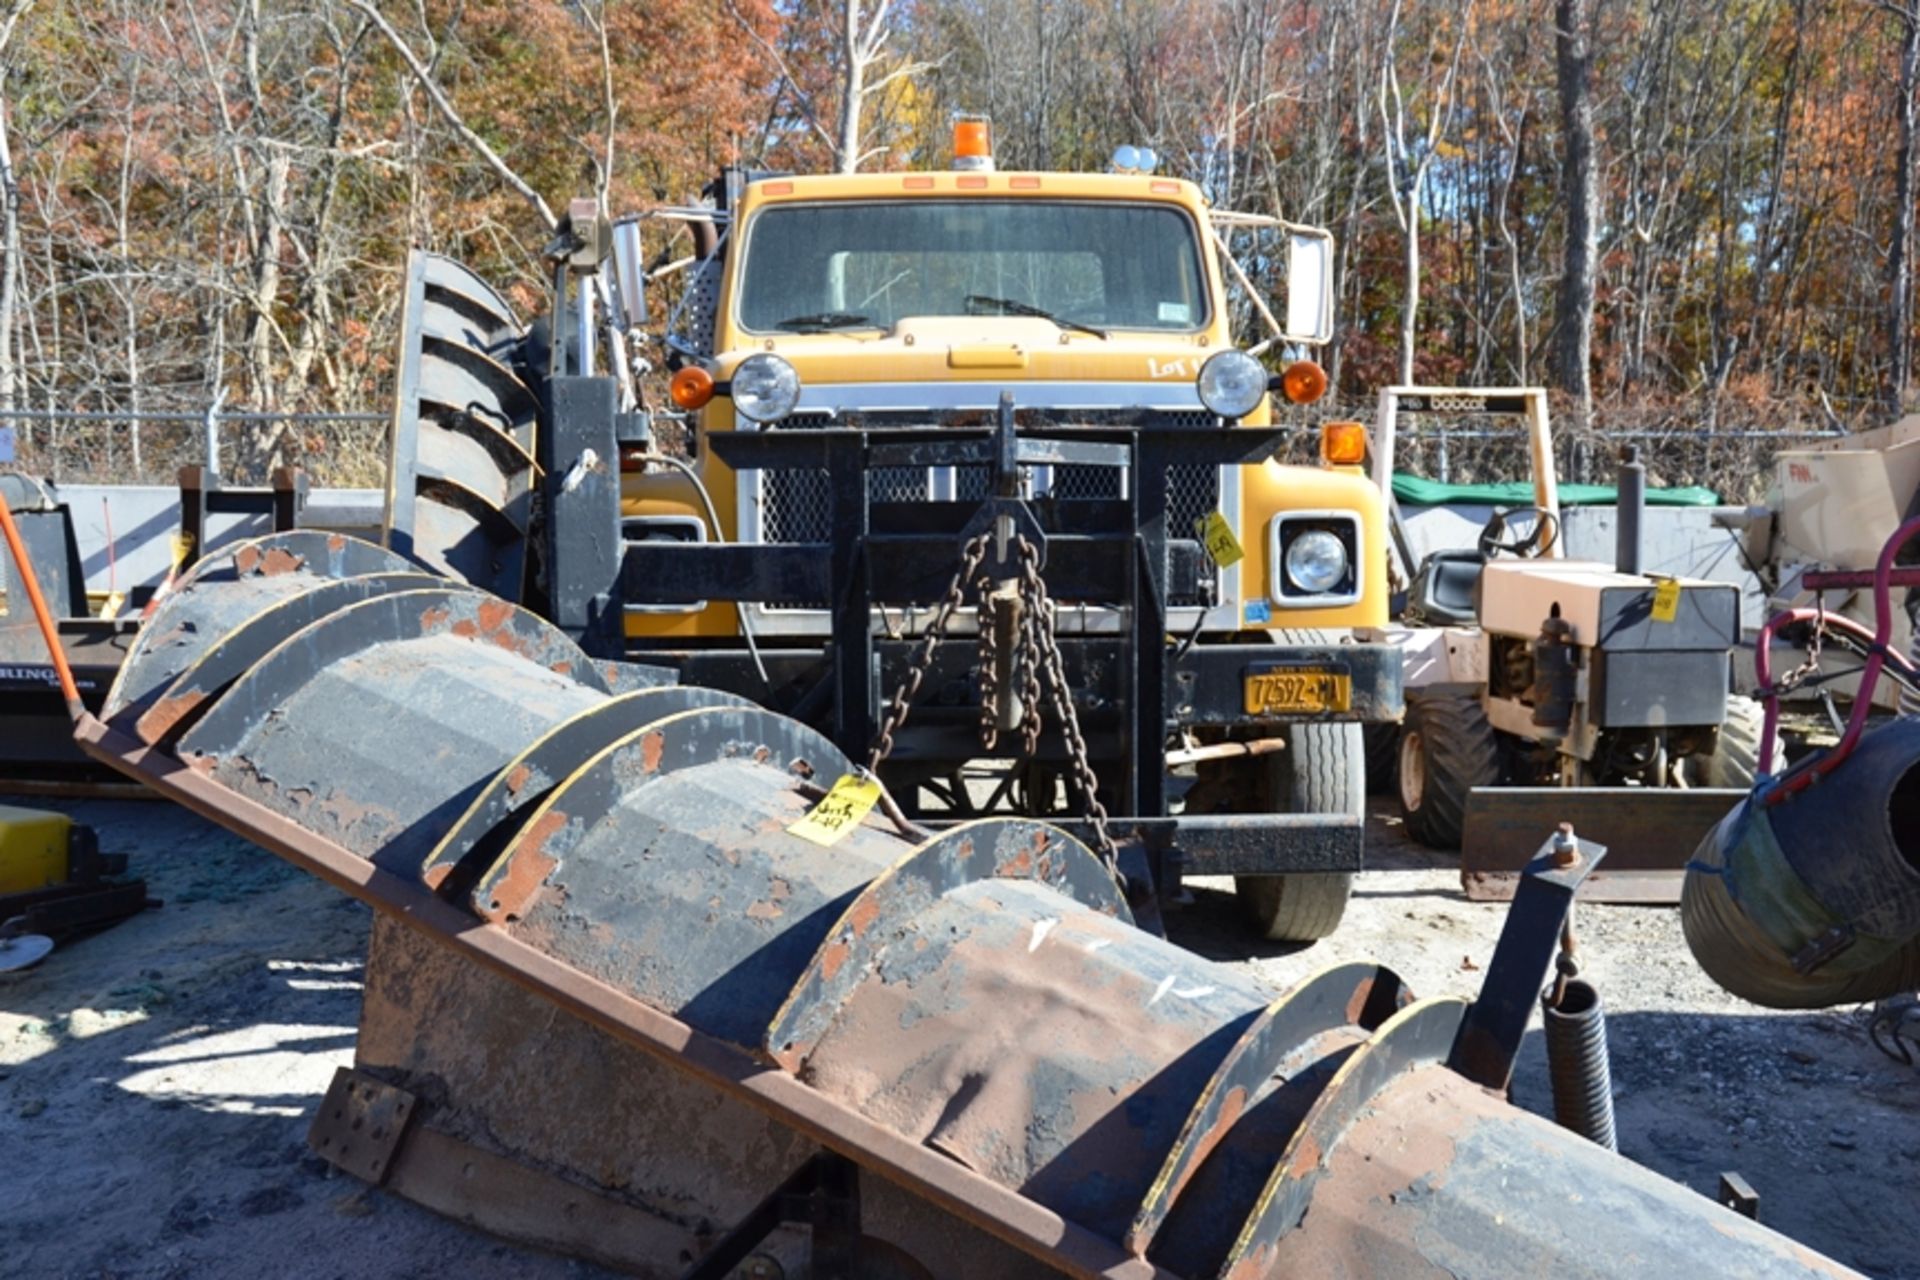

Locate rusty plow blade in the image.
[77,533,1855,1279]
[1461,785,1749,904]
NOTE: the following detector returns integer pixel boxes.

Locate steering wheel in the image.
[1478,505,1559,559]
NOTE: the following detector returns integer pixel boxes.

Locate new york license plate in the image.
[1242,667,1352,715]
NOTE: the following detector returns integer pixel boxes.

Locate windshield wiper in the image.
[965,294,1109,339]
[772,311,872,332]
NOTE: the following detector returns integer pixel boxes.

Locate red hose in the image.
[1757,514,1920,805]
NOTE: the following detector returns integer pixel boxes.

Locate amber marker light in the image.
[954,119,991,158]
[670,365,715,410]
[1280,358,1329,405]
[1320,420,1368,466]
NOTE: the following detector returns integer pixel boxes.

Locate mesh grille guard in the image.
[747,409,1227,609]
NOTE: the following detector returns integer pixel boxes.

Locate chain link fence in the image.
[0,401,1857,504]
[1298,397,1845,503]
[1,409,389,489]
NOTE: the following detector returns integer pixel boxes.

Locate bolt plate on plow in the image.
[1461,786,1747,903]
[308,1066,417,1186]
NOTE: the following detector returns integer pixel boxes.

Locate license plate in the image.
[1242,667,1351,715]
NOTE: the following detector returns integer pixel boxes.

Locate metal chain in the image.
[1773,600,1827,697]
[1018,596,1045,760]
[863,529,1125,894]
[976,575,1000,752]
[867,533,991,772]
[1015,536,1123,887]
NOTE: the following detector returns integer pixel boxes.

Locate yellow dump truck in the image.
[383,124,1402,940]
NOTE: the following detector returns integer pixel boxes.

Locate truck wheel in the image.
[1234,721,1362,942]
[1690,695,1774,789]
[1398,693,1499,850]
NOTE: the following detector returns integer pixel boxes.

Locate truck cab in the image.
[625,161,1388,650]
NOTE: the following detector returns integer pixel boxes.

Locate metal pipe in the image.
[1163,736,1288,767]
[202,388,226,477]
[1616,444,1645,577]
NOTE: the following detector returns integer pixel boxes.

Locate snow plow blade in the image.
[74,532,1854,1279]
[1462,785,1748,904]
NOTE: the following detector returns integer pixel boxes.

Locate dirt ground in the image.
[1,791,1914,1279]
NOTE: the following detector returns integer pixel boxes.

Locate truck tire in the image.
[1398,693,1500,850]
[1234,721,1362,942]
[1690,694,1773,789]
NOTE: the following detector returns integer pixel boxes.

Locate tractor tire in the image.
[1234,720,1362,942]
[1690,694,1774,789]
[1398,693,1500,850]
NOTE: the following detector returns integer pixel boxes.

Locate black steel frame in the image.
[574,394,1403,887]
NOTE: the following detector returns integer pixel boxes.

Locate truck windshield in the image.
[736,200,1208,334]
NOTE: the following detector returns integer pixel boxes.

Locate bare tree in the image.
[729,0,930,172]
[1553,0,1599,427]
[1881,1,1920,412]
[1476,35,1534,383]
[0,0,32,420]
[348,0,559,231]
[1378,0,1466,385]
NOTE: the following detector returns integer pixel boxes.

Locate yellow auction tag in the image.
[168,532,195,569]
[1651,577,1681,623]
[789,772,882,846]
[1196,511,1244,568]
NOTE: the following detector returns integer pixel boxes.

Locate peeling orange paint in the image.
[481,809,565,923]
[261,547,303,575]
[845,891,882,937]
[1345,978,1375,1027]
[136,691,208,745]
[820,939,851,982]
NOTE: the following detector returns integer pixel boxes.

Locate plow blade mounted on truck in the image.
[74,532,1853,1278]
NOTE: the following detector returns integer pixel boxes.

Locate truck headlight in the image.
[1269,514,1361,606]
[730,354,801,423]
[1195,350,1267,419]
[1284,529,1349,594]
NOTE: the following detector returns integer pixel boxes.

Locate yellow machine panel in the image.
[0,804,74,894]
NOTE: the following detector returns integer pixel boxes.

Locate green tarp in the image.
[1391,473,1722,508]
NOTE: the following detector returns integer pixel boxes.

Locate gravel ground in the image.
[1,792,1914,1279]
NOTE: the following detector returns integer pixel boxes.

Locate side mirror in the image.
[1284,230,1334,345]
[610,215,648,329]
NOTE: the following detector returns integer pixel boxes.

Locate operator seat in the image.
[1403,549,1485,627]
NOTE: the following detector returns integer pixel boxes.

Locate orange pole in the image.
[0,492,83,718]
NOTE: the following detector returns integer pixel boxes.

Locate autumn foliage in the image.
[5,0,1920,475]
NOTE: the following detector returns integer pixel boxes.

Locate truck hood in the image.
[715,316,1224,398]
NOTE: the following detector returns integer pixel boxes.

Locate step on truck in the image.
[383,121,1402,940]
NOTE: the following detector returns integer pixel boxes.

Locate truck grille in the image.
[749,411,1223,610]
